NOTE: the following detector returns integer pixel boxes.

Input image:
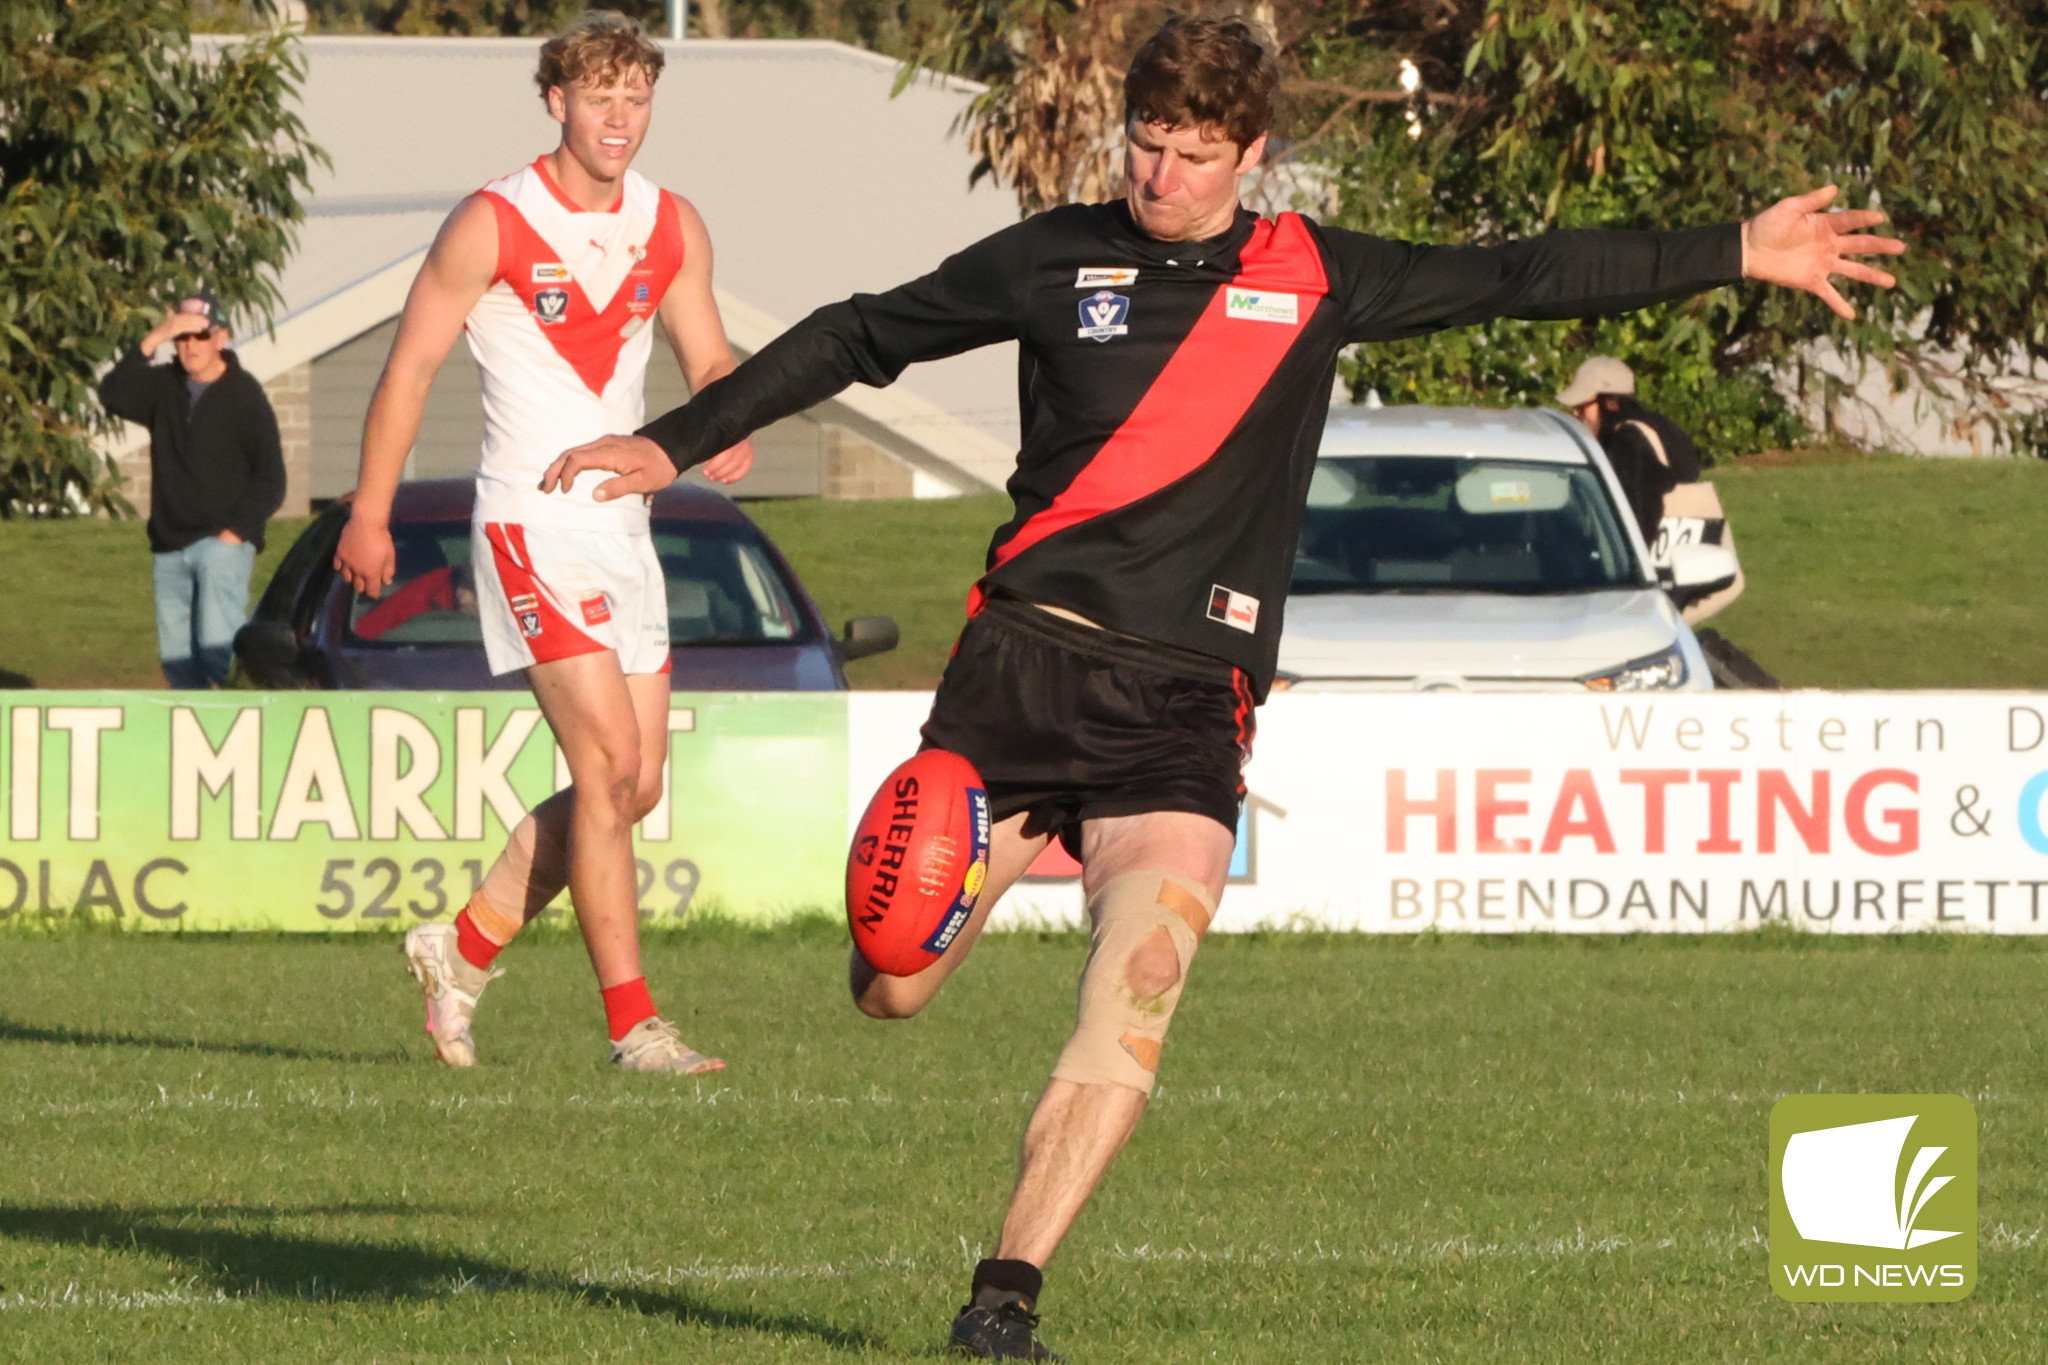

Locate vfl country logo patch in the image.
[1225,289,1299,324]
[533,287,570,325]
[1076,267,1139,288]
[1077,290,1131,343]
[1206,584,1260,634]
[531,263,571,283]
[1770,1094,1976,1302]
[518,611,543,639]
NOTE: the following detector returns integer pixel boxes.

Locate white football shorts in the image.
[473,520,671,676]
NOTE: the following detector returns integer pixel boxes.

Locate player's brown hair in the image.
[534,10,665,99]
[1123,16,1278,153]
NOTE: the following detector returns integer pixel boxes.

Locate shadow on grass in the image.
[0,1202,876,1351]
[0,1014,411,1065]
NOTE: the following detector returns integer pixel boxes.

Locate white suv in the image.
[1275,404,1736,693]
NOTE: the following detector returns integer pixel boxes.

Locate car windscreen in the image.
[346,521,818,649]
[1292,456,1640,595]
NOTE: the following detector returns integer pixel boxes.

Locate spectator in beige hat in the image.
[1560,356,1742,623]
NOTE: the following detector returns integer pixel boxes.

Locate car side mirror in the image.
[836,616,899,663]
[1665,542,1739,607]
[234,621,303,687]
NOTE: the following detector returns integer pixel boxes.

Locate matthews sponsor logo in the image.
[531,262,571,283]
[1225,289,1298,324]
[1770,1094,1976,1302]
[1077,290,1131,342]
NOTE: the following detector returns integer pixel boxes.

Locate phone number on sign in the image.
[314,856,703,922]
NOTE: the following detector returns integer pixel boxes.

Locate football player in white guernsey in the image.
[334,11,750,1073]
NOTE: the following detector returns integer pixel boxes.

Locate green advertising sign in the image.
[0,692,847,930]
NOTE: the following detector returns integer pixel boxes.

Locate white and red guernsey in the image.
[466,158,684,533]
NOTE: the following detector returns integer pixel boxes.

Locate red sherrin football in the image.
[846,750,992,977]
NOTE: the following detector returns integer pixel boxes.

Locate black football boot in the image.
[948,1292,1062,1361]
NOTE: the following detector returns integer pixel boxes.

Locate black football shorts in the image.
[919,597,1256,857]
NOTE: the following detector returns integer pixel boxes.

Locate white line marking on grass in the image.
[0,1280,244,1313]
[573,1249,924,1286]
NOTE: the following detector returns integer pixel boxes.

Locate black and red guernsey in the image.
[638,201,1743,697]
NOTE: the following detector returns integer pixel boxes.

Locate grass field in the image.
[2,927,2044,1362]
[3,451,2043,691]
[1709,453,2048,689]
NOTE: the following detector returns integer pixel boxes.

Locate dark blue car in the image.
[234,479,896,690]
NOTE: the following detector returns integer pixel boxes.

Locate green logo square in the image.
[1769,1094,1976,1302]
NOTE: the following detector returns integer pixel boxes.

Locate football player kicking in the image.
[542,16,1903,1354]
[334,12,751,1074]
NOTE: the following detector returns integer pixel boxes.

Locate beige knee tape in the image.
[471,811,570,940]
[1050,871,1216,1095]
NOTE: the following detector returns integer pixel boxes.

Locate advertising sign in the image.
[0,692,844,930]
[843,693,2048,934]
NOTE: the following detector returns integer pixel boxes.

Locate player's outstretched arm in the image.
[1335,185,1903,344]
[335,197,497,598]
[1738,184,1903,320]
[555,217,1038,492]
[655,193,754,485]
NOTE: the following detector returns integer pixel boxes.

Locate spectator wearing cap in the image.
[1557,356,1701,544]
[98,292,285,687]
[1559,356,1742,623]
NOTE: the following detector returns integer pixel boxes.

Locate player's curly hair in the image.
[535,10,665,99]
[1123,16,1277,152]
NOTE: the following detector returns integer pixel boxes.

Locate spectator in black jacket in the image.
[98,292,285,687]
[1558,356,1701,544]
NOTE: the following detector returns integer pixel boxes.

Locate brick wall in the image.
[821,426,915,500]
[262,362,312,516]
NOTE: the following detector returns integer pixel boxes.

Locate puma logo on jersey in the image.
[531,263,571,283]
[1207,584,1259,633]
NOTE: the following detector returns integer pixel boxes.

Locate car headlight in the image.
[1581,644,1688,692]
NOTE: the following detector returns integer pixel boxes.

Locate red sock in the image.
[453,908,504,971]
[601,977,657,1041]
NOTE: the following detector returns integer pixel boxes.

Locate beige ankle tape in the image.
[1050,871,1216,1096]
[475,812,570,934]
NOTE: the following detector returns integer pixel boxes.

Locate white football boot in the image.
[610,1016,725,1075]
[405,923,503,1068]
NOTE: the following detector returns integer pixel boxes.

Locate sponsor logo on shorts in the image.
[531,262,571,283]
[533,287,569,325]
[1225,289,1299,324]
[509,592,539,612]
[1075,267,1139,288]
[1207,584,1260,634]
[580,594,612,626]
[518,611,543,639]
[1077,290,1131,343]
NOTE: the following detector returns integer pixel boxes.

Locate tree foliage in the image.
[914,0,2048,459]
[0,2,320,515]
[305,0,948,53]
